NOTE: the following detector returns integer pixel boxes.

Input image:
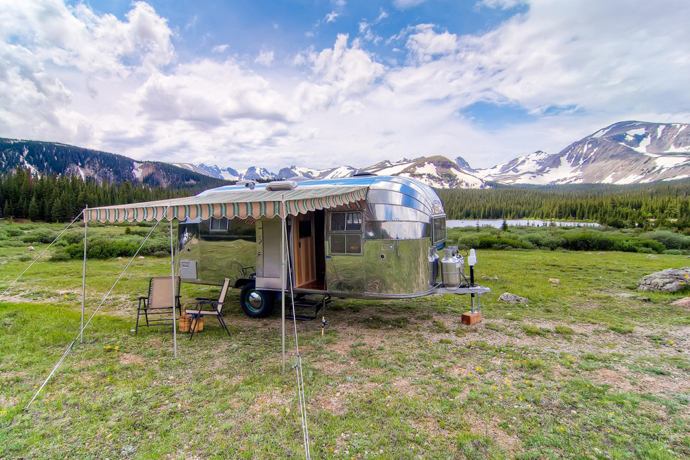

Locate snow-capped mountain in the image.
[362,156,486,188]
[454,156,475,172]
[0,139,226,188]
[476,121,690,185]
[180,157,485,188]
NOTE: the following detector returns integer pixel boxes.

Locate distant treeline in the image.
[438,181,690,229]
[1,168,689,230]
[0,169,194,222]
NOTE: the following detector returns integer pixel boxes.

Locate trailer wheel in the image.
[240,282,275,318]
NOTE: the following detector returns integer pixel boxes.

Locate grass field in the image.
[1,220,689,458]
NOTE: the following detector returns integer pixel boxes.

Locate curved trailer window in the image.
[432,216,446,245]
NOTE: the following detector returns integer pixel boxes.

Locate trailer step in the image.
[286,294,331,321]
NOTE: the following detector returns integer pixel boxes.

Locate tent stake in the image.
[169,215,177,358]
[80,206,88,344]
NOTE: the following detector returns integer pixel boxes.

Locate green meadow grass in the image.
[1,220,689,458]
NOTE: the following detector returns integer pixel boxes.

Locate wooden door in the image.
[293,214,315,287]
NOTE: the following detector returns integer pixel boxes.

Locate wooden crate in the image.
[189,316,204,332]
[178,314,192,333]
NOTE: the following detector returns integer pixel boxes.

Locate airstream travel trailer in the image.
[170,175,488,318]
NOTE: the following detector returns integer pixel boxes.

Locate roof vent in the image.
[266,180,297,191]
[237,180,256,190]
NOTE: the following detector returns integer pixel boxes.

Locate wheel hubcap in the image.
[247,291,263,310]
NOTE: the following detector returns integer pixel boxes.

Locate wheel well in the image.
[234,278,253,289]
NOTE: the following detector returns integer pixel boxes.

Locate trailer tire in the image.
[240,282,275,318]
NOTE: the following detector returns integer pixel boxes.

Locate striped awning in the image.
[86,185,368,223]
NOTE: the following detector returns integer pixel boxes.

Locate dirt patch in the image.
[463,412,521,453]
[590,368,635,392]
[391,377,417,397]
[119,353,145,366]
[312,381,380,416]
[247,390,291,417]
[0,393,19,409]
[411,415,449,437]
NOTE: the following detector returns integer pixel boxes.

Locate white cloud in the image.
[212,44,229,53]
[405,24,459,61]
[295,34,384,111]
[324,11,339,23]
[477,0,526,9]
[358,20,382,44]
[0,0,173,76]
[254,50,275,66]
[393,0,428,9]
[137,60,294,124]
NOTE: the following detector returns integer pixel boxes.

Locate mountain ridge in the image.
[476,121,690,185]
[1,121,689,189]
[0,138,228,189]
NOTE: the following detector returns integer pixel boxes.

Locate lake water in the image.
[447,219,601,229]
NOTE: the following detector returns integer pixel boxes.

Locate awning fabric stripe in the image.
[86,186,368,223]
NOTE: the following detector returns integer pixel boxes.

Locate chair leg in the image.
[135,305,141,334]
[218,315,231,337]
[189,315,198,340]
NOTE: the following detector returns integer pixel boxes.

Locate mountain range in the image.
[0,138,227,189]
[475,121,690,185]
[1,121,688,189]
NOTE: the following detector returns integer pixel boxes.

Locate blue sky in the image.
[1,0,689,170]
[87,1,521,59]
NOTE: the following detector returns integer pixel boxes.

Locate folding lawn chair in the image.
[185,278,231,339]
[136,276,182,333]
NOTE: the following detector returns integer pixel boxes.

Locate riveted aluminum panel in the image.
[363,239,431,295]
[325,254,366,294]
[364,203,431,223]
[364,221,430,240]
[177,219,257,286]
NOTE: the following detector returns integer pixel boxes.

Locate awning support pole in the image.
[281,197,286,372]
[169,215,177,359]
[80,205,88,344]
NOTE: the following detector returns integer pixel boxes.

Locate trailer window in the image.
[210,217,229,232]
[329,211,362,254]
[432,217,446,244]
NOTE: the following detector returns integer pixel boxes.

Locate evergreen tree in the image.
[28,195,40,221]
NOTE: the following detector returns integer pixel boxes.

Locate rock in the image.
[671,297,690,308]
[638,267,690,292]
[138,256,145,259]
[498,292,529,304]
[549,278,560,285]
[27,246,34,251]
